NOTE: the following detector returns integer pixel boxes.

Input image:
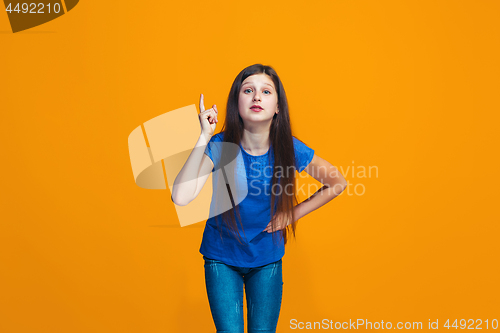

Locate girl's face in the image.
[238,73,279,125]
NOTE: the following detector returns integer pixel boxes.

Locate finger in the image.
[199,94,205,113]
[210,109,217,123]
[208,109,217,124]
[201,108,216,120]
[213,105,218,123]
[207,114,214,125]
[210,105,216,124]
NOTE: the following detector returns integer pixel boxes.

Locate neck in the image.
[240,126,271,154]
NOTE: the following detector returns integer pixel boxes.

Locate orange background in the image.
[1,1,499,332]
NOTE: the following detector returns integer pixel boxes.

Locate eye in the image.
[264,90,271,94]
[244,88,252,93]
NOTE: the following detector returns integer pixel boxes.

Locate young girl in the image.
[171,64,347,333]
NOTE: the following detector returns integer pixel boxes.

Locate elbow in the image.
[171,193,190,206]
[329,180,347,195]
[171,180,199,206]
[170,185,193,206]
[340,180,348,192]
[339,181,348,194]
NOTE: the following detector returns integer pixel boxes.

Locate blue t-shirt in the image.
[199,132,315,267]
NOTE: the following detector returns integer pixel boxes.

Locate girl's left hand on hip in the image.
[263,213,292,233]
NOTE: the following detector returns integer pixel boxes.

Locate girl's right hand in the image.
[199,93,218,141]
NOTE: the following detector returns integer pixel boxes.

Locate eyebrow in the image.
[242,82,275,89]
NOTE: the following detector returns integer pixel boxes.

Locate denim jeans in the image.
[203,255,284,333]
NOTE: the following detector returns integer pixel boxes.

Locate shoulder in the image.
[292,136,312,152]
[205,132,225,159]
[210,131,224,143]
[291,136,315,172]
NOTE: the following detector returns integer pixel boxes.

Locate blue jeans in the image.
[203,256,284,333]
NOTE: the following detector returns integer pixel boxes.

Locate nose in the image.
[253,92,261,102]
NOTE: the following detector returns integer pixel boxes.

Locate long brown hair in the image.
[214,63,302,247]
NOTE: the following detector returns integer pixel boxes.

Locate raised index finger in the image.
[199,93,205,113]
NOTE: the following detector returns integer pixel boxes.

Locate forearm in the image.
[171,133,210,205]
[294,184,346,221]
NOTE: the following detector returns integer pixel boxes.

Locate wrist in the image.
[199,132,212,145]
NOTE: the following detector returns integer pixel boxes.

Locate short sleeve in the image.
[204,133,223,171]
[293,137,315,173]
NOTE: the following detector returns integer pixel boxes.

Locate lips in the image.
[251,105,263,111]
